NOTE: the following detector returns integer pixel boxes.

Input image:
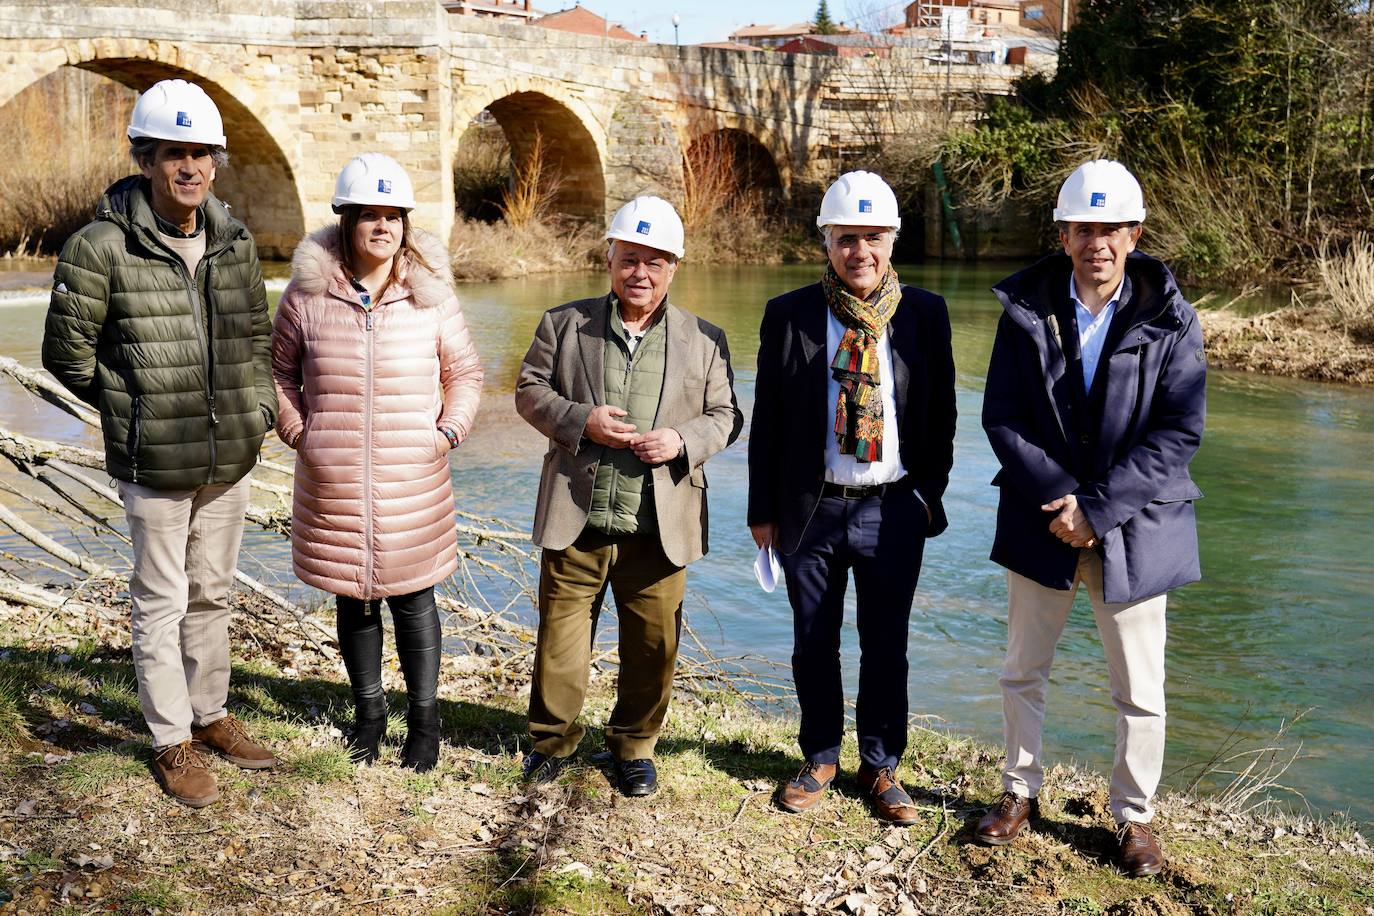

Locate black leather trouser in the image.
[336,587,441,708]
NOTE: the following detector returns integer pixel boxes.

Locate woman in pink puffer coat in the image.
[272,153,482,772]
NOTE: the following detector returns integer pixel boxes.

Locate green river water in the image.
[2,260,1370,828]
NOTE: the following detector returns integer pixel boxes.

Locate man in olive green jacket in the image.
[515,197,743,796]
[42,79,278,808]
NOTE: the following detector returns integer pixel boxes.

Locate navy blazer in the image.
[747,282,957,556]
[982,251,1207,603]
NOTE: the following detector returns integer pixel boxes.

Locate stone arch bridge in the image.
[0,0,1022,257]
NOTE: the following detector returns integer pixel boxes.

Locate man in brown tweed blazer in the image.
[514,196,743,796]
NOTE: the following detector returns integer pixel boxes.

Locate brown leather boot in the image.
[192,714,277,770]
[776,761,837,813]
[1117,821,1164,877]
[855,765,921,826]
[152,741,220,808]
[975,791,1038,846]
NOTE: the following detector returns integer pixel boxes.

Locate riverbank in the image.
[2,585,1370,914]
[1199,307,1374,386]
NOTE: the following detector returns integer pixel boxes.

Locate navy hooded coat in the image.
[982,250,1207,604]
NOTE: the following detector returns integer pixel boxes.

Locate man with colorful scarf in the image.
[747,171,956,824]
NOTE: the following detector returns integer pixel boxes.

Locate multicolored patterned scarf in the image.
[822,262,901,463]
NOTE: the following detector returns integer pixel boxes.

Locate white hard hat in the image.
[127,79,226,148]
[605,196,685,259]
[331,152,417,213]
[817,171,901,230]
[1054,159,1147,223]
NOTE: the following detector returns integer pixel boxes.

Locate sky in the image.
[552,0,909,45]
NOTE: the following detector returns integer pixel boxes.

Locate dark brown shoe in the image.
[855,765,921,826]
[153,741,220,808]
[192,714,277,770]
[975,791,1038,846]
[776,760,837,813]
[1117,821,1164,877]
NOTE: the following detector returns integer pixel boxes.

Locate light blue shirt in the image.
[1069,275,1124,393]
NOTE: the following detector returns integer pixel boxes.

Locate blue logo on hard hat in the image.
[858,199,873,213]
[636,220,651,235]
[175,111,192,128]
[1090,192,1107,208]
[378,179,392,194]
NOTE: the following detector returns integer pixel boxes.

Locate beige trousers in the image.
[119,477,251,748]
[999,550,1168,824]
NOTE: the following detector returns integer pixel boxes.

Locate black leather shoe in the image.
[522,750,574,783]
[612,757,658,796]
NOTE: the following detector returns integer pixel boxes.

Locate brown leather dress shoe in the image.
[777,760,837,813]
[192,714,277,770]
[855,765,921,826]
[975,791,1038,846]
[153,741,220,808]
[1117,821,1164,877]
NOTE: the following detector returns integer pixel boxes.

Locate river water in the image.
[3,261,1371,827]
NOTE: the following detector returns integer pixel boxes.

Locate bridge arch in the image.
[452,79,608,221]
[684,127,786,203]
[0,42,307,258]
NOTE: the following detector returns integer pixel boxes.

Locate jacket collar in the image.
[992,250,1188,353]
[98,175,244,265]
[575,294,689,408]
[289,224,455,310]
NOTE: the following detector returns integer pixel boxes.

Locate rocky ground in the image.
[2,584,1371,915]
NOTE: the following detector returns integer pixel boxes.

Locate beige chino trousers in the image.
[119,477,251,749]
[999,549,1168,824]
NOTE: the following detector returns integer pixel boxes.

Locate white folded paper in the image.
[753,545,782,593]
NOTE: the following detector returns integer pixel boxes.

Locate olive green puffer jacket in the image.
[42,176,276,490]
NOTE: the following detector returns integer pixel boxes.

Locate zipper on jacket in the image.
[363,302,375,599]
[147,232,219,485]
[127,395,142,483]
[204,261,219,482]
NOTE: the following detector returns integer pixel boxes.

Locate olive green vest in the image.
[584,303,668,535]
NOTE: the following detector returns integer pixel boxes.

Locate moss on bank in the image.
[1,588,1370,915]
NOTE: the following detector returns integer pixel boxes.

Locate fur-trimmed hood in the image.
[289,224,455,308]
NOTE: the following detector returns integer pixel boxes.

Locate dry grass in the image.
[1315,232,1374,344]
[0,68,134,256]
[448,214,602,281]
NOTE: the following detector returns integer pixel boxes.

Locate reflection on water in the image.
[2,260,1371,827]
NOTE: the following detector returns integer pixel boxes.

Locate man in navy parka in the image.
[974,160,1207,878]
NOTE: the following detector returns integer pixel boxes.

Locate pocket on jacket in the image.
[689,468,708,489]
[433,427,451,459]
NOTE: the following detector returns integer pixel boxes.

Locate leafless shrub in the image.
[453,120,511,222]
[499,130,563,229]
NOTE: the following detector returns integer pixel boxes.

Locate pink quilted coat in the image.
[271,226,483,599]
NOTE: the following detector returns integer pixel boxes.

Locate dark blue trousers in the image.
[780,485,926,771]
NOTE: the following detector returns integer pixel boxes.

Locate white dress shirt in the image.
[1069,275,1125,393]
[823,311,907,485]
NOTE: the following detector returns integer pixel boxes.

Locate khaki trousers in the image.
[528,530,686,760]
[119,477,251,748]
[999,550,1167,824]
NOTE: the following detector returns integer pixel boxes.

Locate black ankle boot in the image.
[347,694,388,765]
[401,703,440,772]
